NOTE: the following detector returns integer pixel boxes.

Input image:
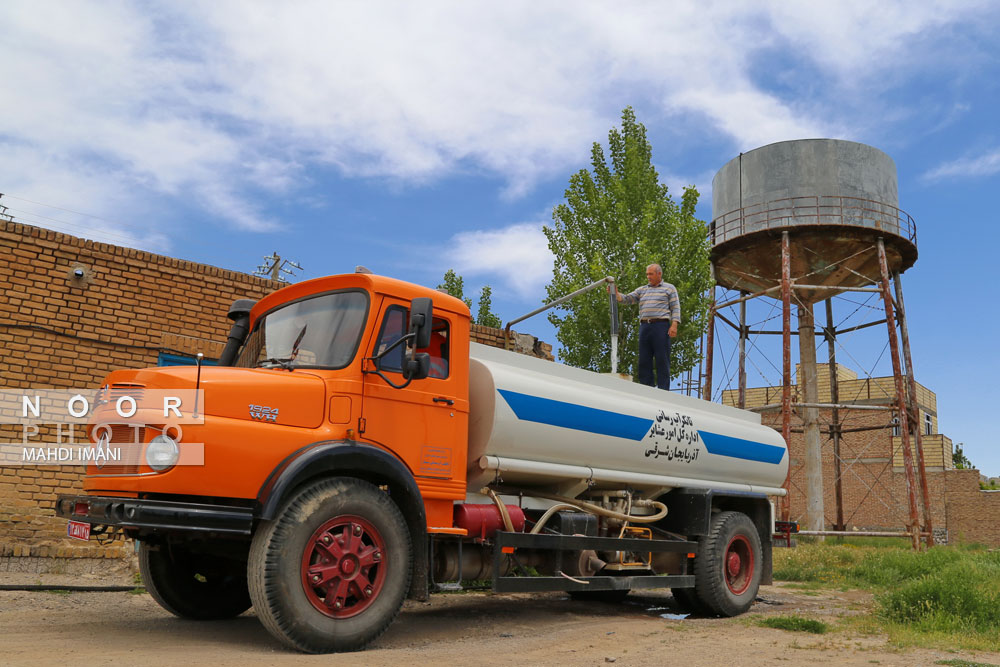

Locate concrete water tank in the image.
[710,139,917,303]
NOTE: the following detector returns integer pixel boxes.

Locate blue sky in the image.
[2,2,1000,475]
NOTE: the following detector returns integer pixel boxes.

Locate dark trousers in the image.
[638,320,671,390]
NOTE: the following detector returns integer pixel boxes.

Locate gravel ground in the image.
[1,579,998,666]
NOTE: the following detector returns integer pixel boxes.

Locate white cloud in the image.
[760,0,991,78]
[448,223,553,299]
[922,147,1000,181]
[0,143,171,251]
[0,0,996,248]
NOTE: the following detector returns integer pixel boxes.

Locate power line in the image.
[0,192,149,247]
[2,206,144,247]
[0,192,134,229]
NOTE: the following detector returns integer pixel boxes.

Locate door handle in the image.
[433,397,454,405]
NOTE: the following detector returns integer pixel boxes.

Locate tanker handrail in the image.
[503,276,619,370]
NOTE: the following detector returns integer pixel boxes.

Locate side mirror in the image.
[409,297,433,349]
[403,352,430,381]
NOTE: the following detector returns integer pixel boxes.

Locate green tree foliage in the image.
[437,269,502,327]
[543,106,713,378]
[952,443,973,470]
[437,269,473,310]
[476,285,502,328]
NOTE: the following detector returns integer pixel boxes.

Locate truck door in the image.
[362,299,465,489]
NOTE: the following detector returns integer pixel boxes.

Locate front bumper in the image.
[56,495,254,535]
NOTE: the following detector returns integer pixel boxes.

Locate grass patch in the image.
[877,559,1000,634]
[757,615,829,634]
[935,660,999,667]
[773,541,1000,652]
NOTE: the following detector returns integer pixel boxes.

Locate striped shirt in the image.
[621,281,681,322]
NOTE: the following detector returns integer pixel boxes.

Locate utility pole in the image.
[0,193,14,222]
[254,252,302,282]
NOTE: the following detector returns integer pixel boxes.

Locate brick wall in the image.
[0,220,551,564]
[471,323,553,360]
[739,379,1000,546]
[945,470,1000,546]
[0,220,284,560]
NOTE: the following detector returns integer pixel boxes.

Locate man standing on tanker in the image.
[615,263,680,390]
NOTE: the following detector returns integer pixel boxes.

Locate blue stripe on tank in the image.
[698,430,786,465]
[496,389,654,441]
[495,389,784,464]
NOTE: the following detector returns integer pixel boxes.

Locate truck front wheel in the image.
[248,477,411,653]
[138,541,251,620]
[692,511,762,616]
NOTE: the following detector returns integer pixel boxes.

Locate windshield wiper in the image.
[290,324,307,361]
[258,357,296,369]
[258,325,309,370]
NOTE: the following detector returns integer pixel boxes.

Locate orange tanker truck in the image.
[57,271,789,653]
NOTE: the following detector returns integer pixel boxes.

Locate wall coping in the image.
[1,218,284,289]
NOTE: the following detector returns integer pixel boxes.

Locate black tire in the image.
[248,477,411,653]
[693,511,762,617]
[670,586,710,614]
[139,541,251,620]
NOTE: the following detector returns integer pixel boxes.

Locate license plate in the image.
[67,520,91,541]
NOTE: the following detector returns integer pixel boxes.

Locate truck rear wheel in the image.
[138,541,251,620]
[248,477,411,653]
[693,511,762,616]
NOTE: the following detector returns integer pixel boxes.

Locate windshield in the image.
[235,291,369,369]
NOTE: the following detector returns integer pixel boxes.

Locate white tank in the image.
[467,343,788,498]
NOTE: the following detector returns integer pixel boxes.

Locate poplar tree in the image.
[437,269,472,310]
[543,107,713,380]
[437,269,502,327]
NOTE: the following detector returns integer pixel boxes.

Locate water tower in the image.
[701,139,932,547]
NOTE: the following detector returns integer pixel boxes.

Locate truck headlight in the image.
[146,435,179,472]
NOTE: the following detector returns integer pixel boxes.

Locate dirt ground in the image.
[1,583,997,666]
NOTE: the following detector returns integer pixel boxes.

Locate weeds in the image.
[774,542,1000,651]
[877,560,1000,634]
[757,615,829,634]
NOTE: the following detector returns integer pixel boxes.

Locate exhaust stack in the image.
[218,299,256,366]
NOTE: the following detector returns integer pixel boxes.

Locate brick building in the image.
[0,219,551,572]
[723,365,1000,546]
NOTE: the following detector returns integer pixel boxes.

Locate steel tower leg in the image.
[703,287,716,402]
[738,292,747,409]
[894,272,934,548]
[825,299,846,531]
[877,238,921,550]
[781,231,792,522]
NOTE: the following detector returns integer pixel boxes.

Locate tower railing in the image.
[710,195,917,247]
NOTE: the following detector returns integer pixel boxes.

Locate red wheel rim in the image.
[301,515,387,618]
[724,534,754,596]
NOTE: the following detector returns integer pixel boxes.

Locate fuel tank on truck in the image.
[467,343,788,497]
